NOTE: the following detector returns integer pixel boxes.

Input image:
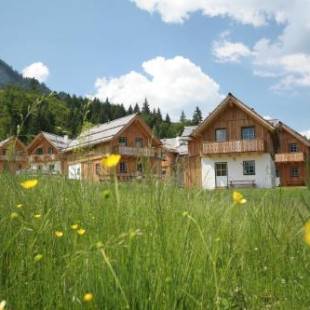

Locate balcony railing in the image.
[29,154,57,162]
[275,152,305,163]
[202,139,265,155]
[113,146,162,158]
[0,155,26,161]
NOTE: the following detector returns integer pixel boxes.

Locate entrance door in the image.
[215,162,228,188]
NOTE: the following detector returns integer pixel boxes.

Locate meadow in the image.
[0,175,310,309]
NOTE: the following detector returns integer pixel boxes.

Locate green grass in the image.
[0,175,310,309]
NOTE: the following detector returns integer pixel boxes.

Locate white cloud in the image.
[212,40,252,63]
[132,1,310,90]
[22,62,49,82]
[301,130,310,139]
[91,56,224,118]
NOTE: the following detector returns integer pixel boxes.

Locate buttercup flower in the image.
[16,204,23,208]
[101,154,121,168]
[55,231,64,238]
[21,179,38,189]
[34,254,43,262]
[83,293,93,302]
[33,214,41,219]
[304,220,310,246]
[77,228,86,236]
[10,212,18,220]
[233,191,247,204]
[71,224,79,230]
[0,300,6,310]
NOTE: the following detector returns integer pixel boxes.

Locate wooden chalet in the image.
[27,132,70,174]
[63,114,162,181]
[0,137,28,174]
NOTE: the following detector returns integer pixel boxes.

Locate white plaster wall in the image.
[68,163,82,180]
[201,153,276,190]
[30,161,62,173]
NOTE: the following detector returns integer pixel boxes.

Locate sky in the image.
[0,0,309,137]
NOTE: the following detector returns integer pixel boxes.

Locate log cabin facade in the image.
[0,137,28,174]
[27,132,70,174]
[63,114,162,181]
[186,93,310,189]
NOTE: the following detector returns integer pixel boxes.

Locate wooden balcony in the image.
[202,139,265,155]
[114,146,162,158]
[29,154,57,162]
[275,152,305,163]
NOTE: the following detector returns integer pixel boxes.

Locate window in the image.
[2,149,6,155]
[215,129,227,142]
[276,168,279,178]
[119,161,127,173]
[135,137,144,148]
[49,164,55,172]
[241,127,255,140]
[48,147,53,154]
[137,162,143,173]
[95,163,101,175]
[36,147,43,155]
[119,137,128,146]
[215,163,227,176]
[243,160,256,175]
[290,167,299,177]
[289,143,298,153]
[37,165,42,171]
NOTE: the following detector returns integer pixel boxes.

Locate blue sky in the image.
[1,0,309,135]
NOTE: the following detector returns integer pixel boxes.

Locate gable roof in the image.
[64,114,160,152]
[27,132,71,152]
[192,93,275,137]
[269,120,310,147]
[0,136,27,151]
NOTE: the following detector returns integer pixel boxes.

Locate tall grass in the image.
[0,175,310,309]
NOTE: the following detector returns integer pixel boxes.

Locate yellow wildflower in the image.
[55,231,64,238]
[304,220,310,246]
[20,179,38,189]
[83,293,93,302]
[16,204,23,208]
[71,224,79,230]
[0,300,6,310]
[34,254,43,262]
[101,154,121,168]
[233,191,247,204]
[77,228,86,236]
[33,214,41,219]
[10,212,18,220]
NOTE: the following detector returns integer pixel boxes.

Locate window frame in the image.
[48,147,54,155]
[215,162,228,177]
[135,137,144,148]
[290,166,300,177]
[289,143,298,153]
[119,161,127,174]
[243,160,256,176]
[36,147,44,155]
[215,128,227,142]
[119,137,128,146]
[241,127,256,140]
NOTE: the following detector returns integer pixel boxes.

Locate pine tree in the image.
[165,114,171,124]
[156,108,162,122]
[142,98,151,114]
[128,105,133,114]
[180,111,186,123]
[192,106,203,125]
[133,103,140,113]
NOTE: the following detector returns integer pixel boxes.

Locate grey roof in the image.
[65,114,137,151]
[0,137,13,147]
[181,126,197,138]
[42,132,71,150]
[161,137,189,155]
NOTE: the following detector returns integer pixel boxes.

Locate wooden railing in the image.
[0,155,26,161]
[113,146,162,158]
[29,154,57,162]
[202,139,265,154]
[275,152,305,163]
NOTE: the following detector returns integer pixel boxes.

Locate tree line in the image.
[0,85,203,142]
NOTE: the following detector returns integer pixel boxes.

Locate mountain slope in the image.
[0,59,50,93]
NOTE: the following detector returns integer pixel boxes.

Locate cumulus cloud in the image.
[22,62,49,82]
[91,56,224,118]
[301,130,310,139]
[132,1,310,90]
[212,40,252,63]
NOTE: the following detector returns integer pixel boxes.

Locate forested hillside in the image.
[0,59,203,141]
